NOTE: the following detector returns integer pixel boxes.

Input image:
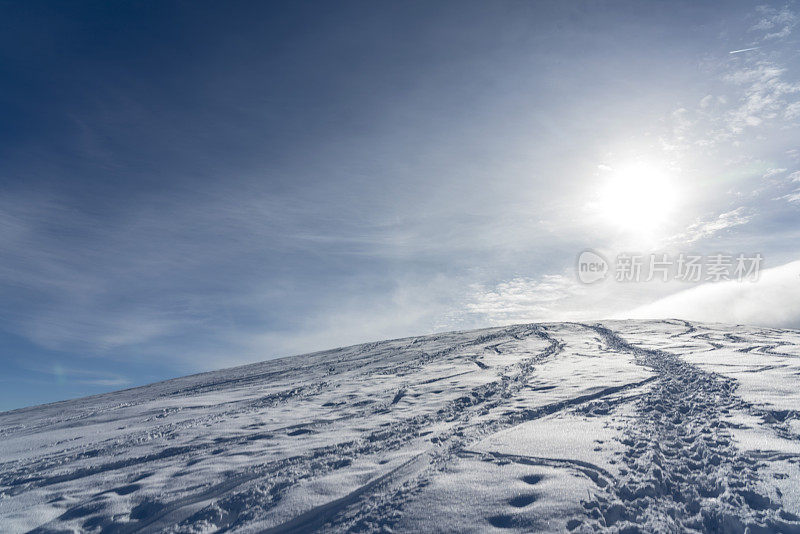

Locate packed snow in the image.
[1,320,800,532]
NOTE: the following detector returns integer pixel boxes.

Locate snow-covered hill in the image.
[2,320,800,533]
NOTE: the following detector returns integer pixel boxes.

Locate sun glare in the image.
[596,161,678,237]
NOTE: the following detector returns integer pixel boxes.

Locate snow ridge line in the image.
[573,323,800,533]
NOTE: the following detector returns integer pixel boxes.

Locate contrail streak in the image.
[729,46,760,54]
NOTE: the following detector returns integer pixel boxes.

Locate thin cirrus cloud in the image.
[666,208,754,245]
[658,10,800,154]
[750,4,797,40]
[779,171,800,203]
[462,275,584,325]
[723,63,800,133]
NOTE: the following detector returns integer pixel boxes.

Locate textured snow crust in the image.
[2,320,800,533]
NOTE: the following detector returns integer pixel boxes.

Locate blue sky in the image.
[2,1,800,410]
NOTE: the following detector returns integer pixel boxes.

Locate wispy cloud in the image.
[667,207,753,245]
[750,5,797,40]
[774,171,800,204]
[660,6,800,153]
[20,362,130,388]
[723,62,800,134]
[762,168,787,179]
[779,190,800,204]
[463,275,580,324]
[447,274,655,328]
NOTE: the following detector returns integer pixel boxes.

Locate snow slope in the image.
[2,320,800,533]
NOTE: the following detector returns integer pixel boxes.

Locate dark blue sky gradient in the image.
[1,1,798,410]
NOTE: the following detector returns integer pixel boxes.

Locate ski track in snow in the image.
[1,320,800,533]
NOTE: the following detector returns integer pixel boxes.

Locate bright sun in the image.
[596,161,678,237]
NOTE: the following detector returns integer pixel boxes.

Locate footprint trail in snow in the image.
[1,320,800,532]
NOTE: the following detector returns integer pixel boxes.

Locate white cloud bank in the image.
[623,259,800,329]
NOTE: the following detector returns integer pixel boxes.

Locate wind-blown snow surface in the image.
[2,321,800,533]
